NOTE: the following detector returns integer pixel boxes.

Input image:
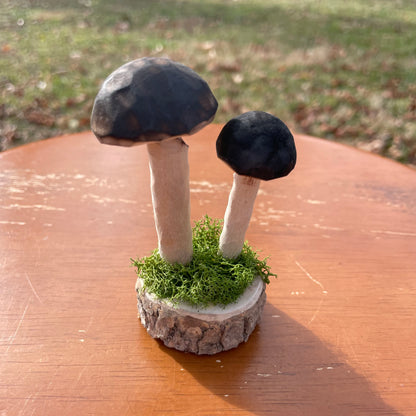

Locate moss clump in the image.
[132,215,276,307]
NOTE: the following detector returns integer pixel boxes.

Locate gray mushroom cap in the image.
[91,57,218,146]
[216,111,296,181]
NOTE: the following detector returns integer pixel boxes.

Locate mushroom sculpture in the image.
[91,57,218,265]
[216,111,297,259]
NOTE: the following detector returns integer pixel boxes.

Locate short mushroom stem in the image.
[147,137,193,265]
[219,173,260,259]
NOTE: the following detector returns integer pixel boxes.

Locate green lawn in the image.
[1,0,415,166]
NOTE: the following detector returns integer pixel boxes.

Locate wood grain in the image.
[1,125,415,415]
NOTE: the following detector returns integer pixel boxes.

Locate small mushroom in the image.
[216,111,296,259]
[91,57,218,264]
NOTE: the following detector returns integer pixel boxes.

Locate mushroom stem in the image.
[219,173,260,259]
[147,137,193,264]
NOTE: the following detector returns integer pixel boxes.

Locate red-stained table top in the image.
[1,124,415,415]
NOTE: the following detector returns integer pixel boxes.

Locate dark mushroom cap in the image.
[91,57,218,146]
[216,111,296,181]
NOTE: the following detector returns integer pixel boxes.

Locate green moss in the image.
[132,215,276,307]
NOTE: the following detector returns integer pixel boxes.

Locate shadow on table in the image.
[159,302,403,416]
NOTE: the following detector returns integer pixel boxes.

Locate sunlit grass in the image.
[1,0,415,164]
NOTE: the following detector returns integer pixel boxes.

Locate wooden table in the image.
[1,124,415,415]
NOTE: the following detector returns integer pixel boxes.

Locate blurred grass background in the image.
[1,0,415,167]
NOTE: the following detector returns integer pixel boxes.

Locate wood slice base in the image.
[135,277,266,355]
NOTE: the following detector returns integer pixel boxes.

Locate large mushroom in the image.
[91,57,218,264]
[216,111,296,259]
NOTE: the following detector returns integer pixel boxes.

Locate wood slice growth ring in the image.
[136,276,266,355]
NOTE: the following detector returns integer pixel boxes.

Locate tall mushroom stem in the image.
[147,137,193,265]
[219,173,260,259]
